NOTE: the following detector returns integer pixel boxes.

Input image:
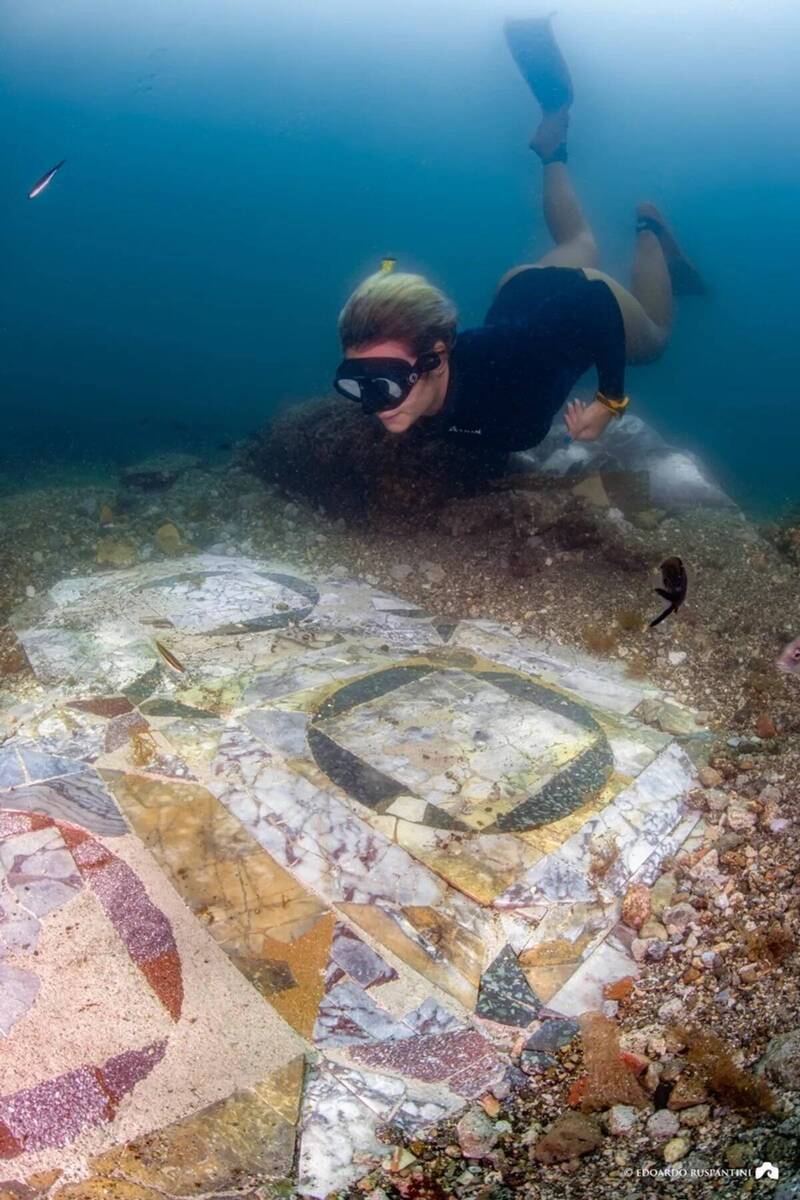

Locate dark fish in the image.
[649,557,687,628]
[155,640,185,672]
[28,159,66,200]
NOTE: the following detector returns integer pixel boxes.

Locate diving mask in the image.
[333,352,442,414]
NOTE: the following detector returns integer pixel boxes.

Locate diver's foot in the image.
[636,201,707,295]
[530,106,570,164]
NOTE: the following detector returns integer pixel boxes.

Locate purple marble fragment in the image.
[329,923,398,989]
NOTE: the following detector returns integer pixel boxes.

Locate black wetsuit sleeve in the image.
[583,279,627,399]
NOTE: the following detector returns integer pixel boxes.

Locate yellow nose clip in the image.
[380,256,397,274]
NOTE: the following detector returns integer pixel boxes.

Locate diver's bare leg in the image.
[532,108,597,267]
[497,108,597,288]
[631,221,673,334]
[583,267,670,364]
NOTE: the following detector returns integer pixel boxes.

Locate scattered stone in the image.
[668,651,687,666]
[697,766,723,788]
[726,804,757,833]
[657,998,683,1023]
[663,1136,690,1164]
[96,536,138,568]
[630,938,649,963]
[663,901,698,935]
[0,626,32,677]
[520,1050,558,1075]
[531,1113,603,1164]
[650,872,678,917]
[606,1105,639,1136]
[155,522,186,555]
[122,453,199,491]
[679,1104,711,1128]
[646,1109,680,1142]
[774,1173,800,1200]
[99,503,114,525]
[421,561,445,584]
[526,1019,580,1053]
[758,1028,800,1090]
[456,1108,498,1159]
[755,712,778,739]
[603,977,634,1003]
[390,563,414,581]
[667,1075,709,1111]
[724,1143,749,1168]
[621,883,651,931]
[571,475,610,508]
[639,919,668,941]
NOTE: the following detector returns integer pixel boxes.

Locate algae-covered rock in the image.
[243,397,506,523]
[122,453,199,491]
[155,522,187,555]
[96,536,138,568]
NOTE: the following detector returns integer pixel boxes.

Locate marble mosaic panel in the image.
[3,556,703,1197]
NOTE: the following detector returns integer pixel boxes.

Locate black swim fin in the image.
[504,15,574,112]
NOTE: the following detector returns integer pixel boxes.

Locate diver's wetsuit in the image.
[424,266,627,452]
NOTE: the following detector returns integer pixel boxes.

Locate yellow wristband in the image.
[596,391,630,416]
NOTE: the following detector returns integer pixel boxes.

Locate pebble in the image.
[663,1136,690,1163]
[657,998,683,1023]
[647,1109,680,1142]
[755,712,778,739]
[758,1028,800,1089]
[526,1018,579,1053]
[531,1113,603,1164]
[456,1107,498,1159]
[621,882,651,931]
[663,901,698,935]
[24,586,36,598]
[607,1105,639,1136]
[679,1104,711,1128]
[520,1050,558,1075]
[390,563,414,581]
[668,651,687,666]
[727,805,757,833]
[697,766,723,788]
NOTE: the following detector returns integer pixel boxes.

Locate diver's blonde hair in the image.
[338,272,458,356]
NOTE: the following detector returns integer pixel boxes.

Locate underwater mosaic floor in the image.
[0,555,707,1197]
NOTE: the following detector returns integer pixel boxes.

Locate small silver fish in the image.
[28,159,66,199]
[776,637,800,674]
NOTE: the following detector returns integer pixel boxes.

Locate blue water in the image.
[3,0,799,512]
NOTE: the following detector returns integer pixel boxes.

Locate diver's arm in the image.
[563,281,628,440]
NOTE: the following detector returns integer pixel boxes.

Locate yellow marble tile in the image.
[339,902,479,1011]
[394,822,541,905]
[82,1066,299,1193]
[52,1184,162,1200]
[254,1054,306,1125]
[519,934,593,967]
[104,772,333,1037]
[523,961,577,1005]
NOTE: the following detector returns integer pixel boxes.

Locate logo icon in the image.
[755,1163,779,1181]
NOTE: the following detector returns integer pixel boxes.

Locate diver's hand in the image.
[564,398,614,442]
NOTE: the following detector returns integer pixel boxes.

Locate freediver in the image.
[333,16,704,453]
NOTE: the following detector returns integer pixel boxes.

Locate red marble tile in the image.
[140,952,183,1021]
[99,1040,168,1104]
[0,813,36,839]
[56,822,90,853]
[0,1067,110,1153]
[350,1028,495,1085]
[79,858,177,964]
[28,813,53,833]
[0,1117,23,1159]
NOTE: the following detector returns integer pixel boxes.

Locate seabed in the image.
[0,555,708,1197]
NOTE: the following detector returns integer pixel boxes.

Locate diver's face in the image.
[346,340,448,434]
